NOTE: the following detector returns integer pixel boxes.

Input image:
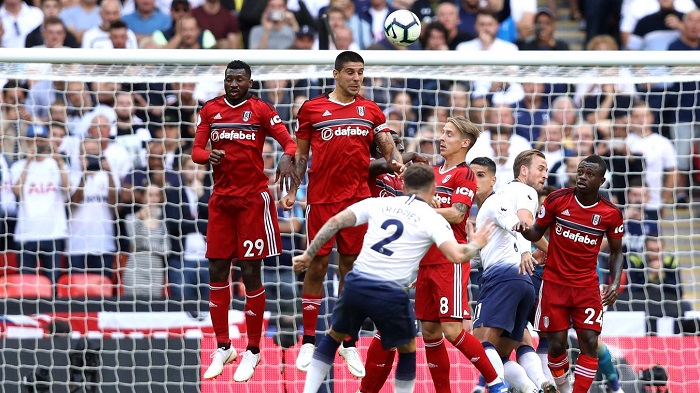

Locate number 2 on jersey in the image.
[370,219,404,256]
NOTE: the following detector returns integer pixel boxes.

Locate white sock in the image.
[395,378,416,393]
[538,353,554,380]
[518,350,550,387]
[484,345,505,379]
[303,357,333,393]
[504,360,538,392]
[554,372,572,393]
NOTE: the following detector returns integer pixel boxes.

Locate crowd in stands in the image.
[0,0,696,329]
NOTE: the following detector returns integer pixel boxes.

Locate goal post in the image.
[0,48,698,393]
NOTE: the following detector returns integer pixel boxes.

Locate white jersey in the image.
[476,181,538,271]
[349,195,455,286]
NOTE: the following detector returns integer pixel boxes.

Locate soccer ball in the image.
[384,10,422,47]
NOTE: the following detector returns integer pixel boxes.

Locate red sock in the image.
[360,333,396,393]
[424,337,451,393]
[209,281,231,346]
[573,354,598,393]
[548,352,570,380]
[449,330,499,383]
[244,286,266,350]
[301,294,322,338]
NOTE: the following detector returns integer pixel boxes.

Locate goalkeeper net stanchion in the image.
[0,49,698,393]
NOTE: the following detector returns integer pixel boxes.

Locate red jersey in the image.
[420,163,477,267]
[295,94,389,204]
[537,188,624,287]
[369,158,404,197]
[192,95,296,197]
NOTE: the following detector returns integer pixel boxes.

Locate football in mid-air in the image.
[384,10,421,47]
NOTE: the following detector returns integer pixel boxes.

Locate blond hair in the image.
[447,116,480,150]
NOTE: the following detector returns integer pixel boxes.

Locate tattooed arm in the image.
[293,209,357,272]
[375,131,403,172]
[435,202,469,224]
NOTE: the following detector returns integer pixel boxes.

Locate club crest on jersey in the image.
[242,111,252,122]
[543,316,549,328]
[357,106,365,116]
[442,175,452,184]
[592,214,601,225]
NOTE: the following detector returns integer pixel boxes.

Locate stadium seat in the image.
[0,274,53,298]
[56,274,114,298]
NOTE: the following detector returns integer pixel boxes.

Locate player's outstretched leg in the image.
[516,344,557,393]
[422,334,451,392]
[297,254,331,372]
[572,330,599,393]
[234,260,266,382]
[303,333,343,393]
[360,332,396,393]
[503,359,539,392]
[336,254,365,378]
[597,340,624,393]
[204,259,238,380]
[393,339,418,393]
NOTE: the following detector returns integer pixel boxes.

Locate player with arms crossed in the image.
[515,155,624,393]
[280,50,401,376]
[408,116,504,393]
[292,164,507,393]
[194,60,299,382]
[472,151,556,393]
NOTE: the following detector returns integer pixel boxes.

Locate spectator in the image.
[333,25,358,51]
[58,0,100,45]
[490,131,515,190]
[191,0,240,48]
[625,236,692,324]
[436,2,474,49]
[248,0,298,49]
[318,6,346,50]
[164,154,210,302]
[323,0,372,50]
[550,96,579,142]
[67,137,117,280]
[357,0,394,46]
[32,17,69,49]
[160,111,185,169]
[518,7,569,50]
[466,104,532,165]
[548,154,583,189]
[667,9,700,204]
[622,182,660,258]
[625,102,677,217]
[455,0,480,37]
[619,0,695,48]
[26,78,65,123]
[82,0,138,49]
[468,92,489,130]
[289,24,315,50]
[0,0,44,48]
[11,124,70,284]
[161,15,210,49]
[121,140,180,207]
[574,35,637,125]
[514,81,549,141]
[25,0,79,48]
[123,184,168,298]
[419,21,449,50]
[583,0,622,46]
[164,82,201,143]
[569,121,596,156]
[62,81,95,136]
[626,0,684,50]
[84,114,133,187]
[1,80,33,162]
[496,0,535,43]
[385,92,418,138]
[534,120,572,169]
[448,82,469,119]
[260,80,294,125]
[122,0,172,40]
[456,9,519,52]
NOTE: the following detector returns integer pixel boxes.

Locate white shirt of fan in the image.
[10,158,68,242]
[68,171,117,255]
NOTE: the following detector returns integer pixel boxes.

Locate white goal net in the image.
[0,49,698,393]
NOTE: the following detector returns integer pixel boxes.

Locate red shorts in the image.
[306,199,368,256]
[414,263,470,322]
[534,280,604,333]
[205,191,281,261]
